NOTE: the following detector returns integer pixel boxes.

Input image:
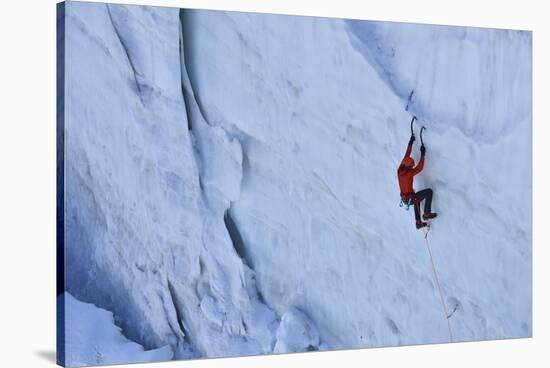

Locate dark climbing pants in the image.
[413,188,433,222]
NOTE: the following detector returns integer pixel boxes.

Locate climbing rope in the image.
[423,228,453,342]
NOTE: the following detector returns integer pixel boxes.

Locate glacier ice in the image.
[60,1,532,366]
[180,8,531,348]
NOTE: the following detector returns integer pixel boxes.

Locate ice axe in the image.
[410,116,418,136]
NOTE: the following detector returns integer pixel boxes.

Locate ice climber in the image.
[398,133,437,229]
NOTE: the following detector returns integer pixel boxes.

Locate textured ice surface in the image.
[346,20,532,142]
[182,9,531,349]
[63,2,276,363]
[61,1,532,365]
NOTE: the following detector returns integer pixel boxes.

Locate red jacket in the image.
[397,143,424,198]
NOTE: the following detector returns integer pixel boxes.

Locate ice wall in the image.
[61,1,532,365]
[181,9,531,348]
[346,20,532,142]
[64,1,201,358]
[62,2,292,365]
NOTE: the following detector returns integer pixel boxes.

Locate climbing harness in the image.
[399,195,416,211]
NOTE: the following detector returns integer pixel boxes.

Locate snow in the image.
[274,308,321,353]
[63,292,173,367]
[59,1,532,366]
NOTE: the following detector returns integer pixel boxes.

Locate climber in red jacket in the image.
[398,133,437,229]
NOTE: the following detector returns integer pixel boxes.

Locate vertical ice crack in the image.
[223,209,251,267]
[105,4,142,97]
[178,8,258,282]
[178,9,281,351]
[166,278,189,338]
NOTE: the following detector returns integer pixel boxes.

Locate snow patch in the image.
[274,308,320,353]
[64,292,173,367]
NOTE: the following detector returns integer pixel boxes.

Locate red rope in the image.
[423,229,453,342]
